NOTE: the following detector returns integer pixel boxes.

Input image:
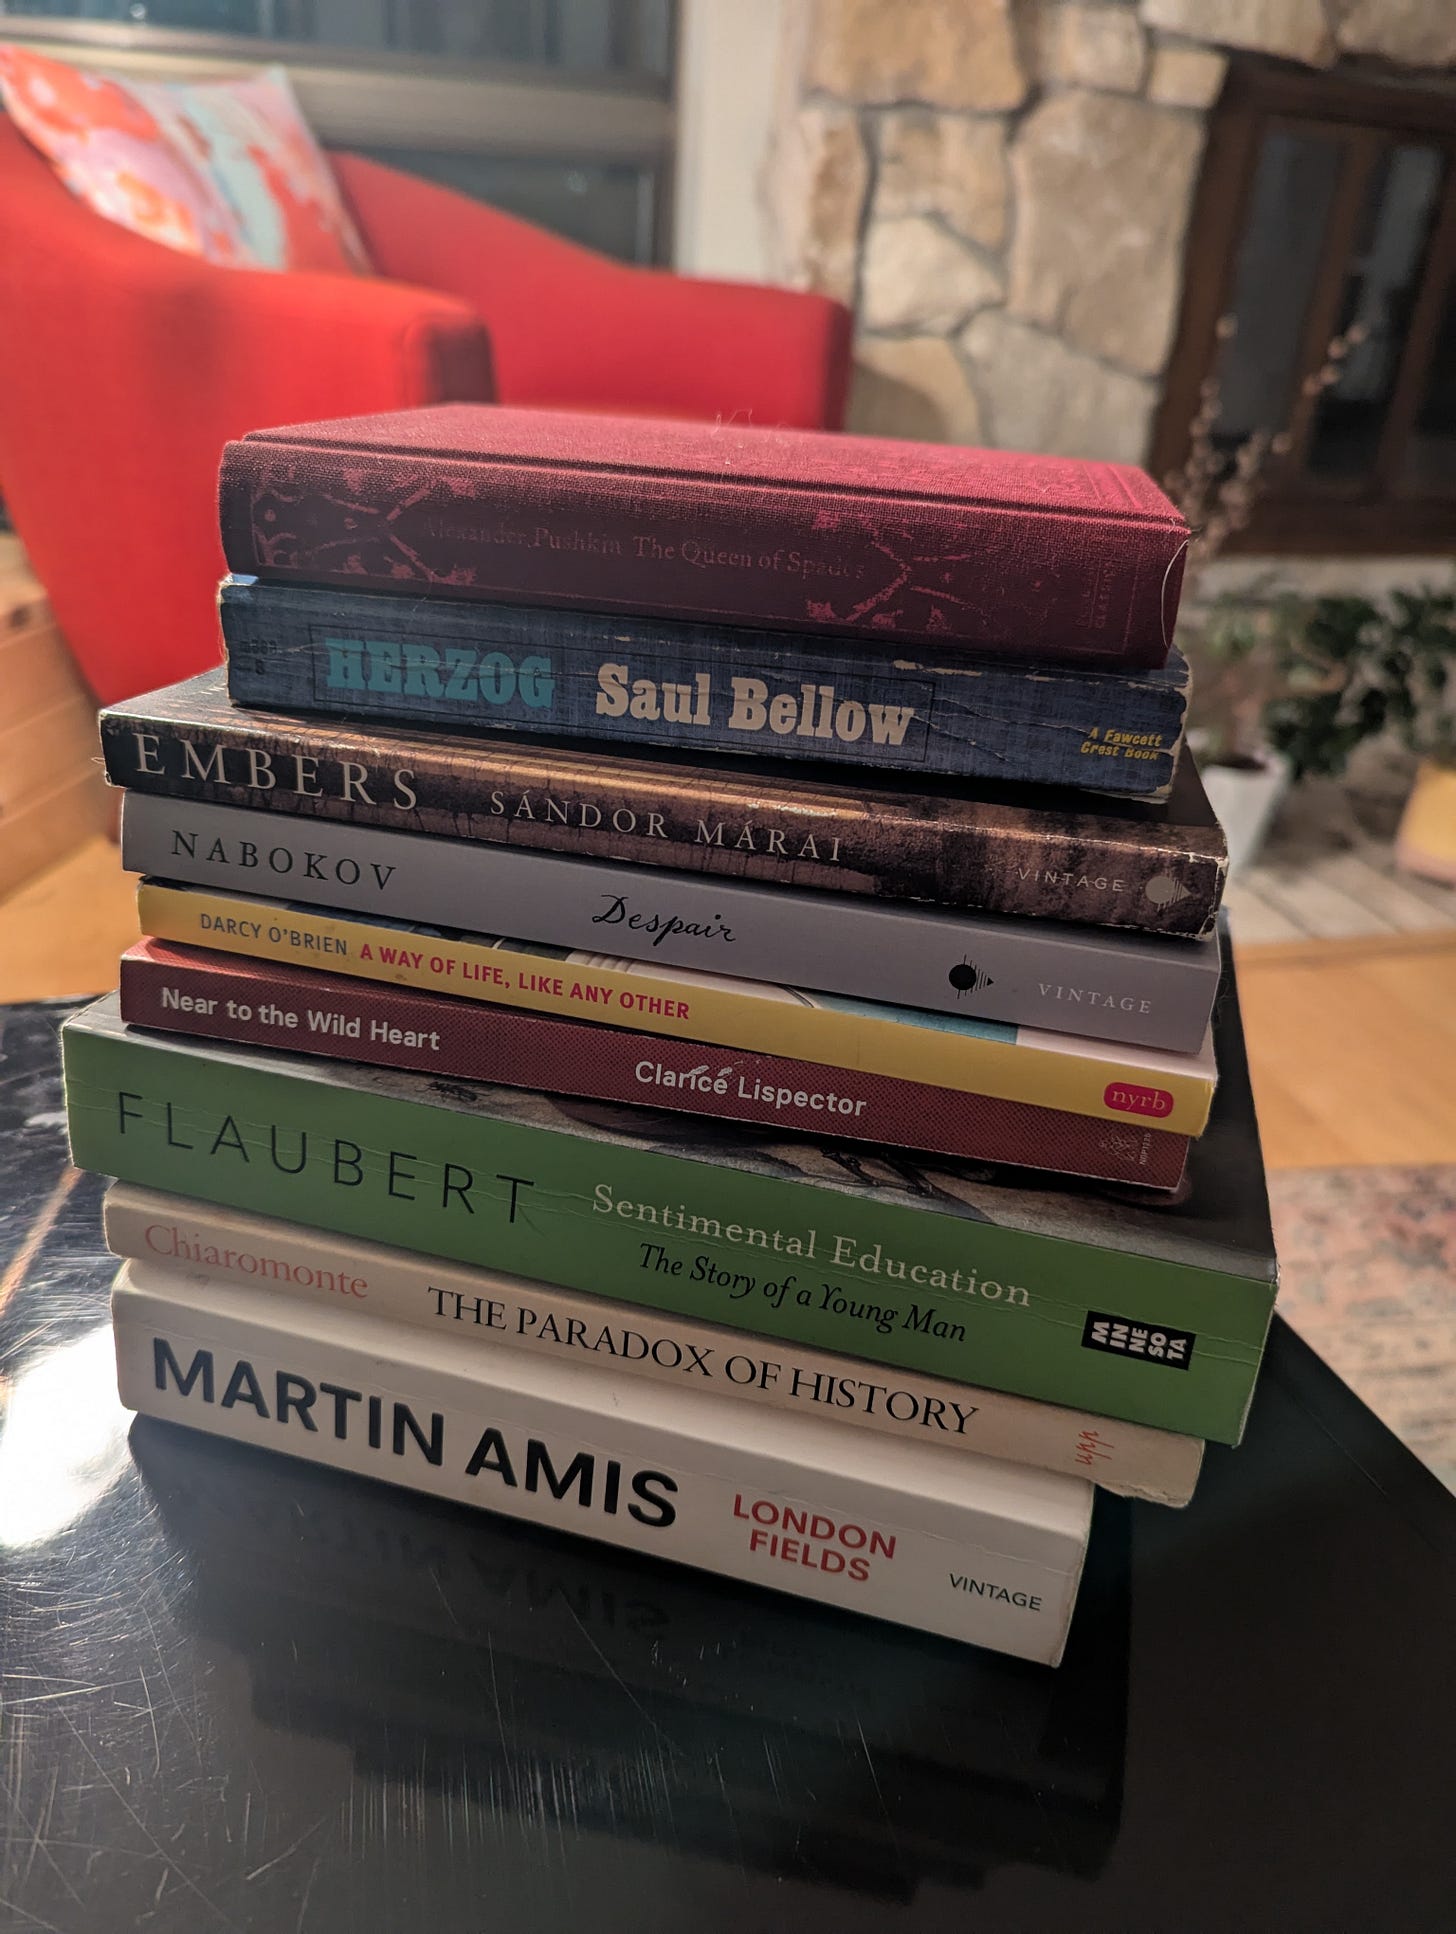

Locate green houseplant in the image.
[1271,590,1456,887]
[1188,586,1456,877]
[1261,589,1454,783]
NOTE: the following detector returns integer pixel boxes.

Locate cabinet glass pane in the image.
[1402,276,1456,490]
[1306,144,1445,478]
[1213,128,1342,449]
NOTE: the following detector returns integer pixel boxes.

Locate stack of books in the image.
[63,406,1278,1668]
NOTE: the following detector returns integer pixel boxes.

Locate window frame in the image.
[1151,61,1456,555]
[0,8,678,262]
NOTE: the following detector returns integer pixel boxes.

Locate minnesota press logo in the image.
[1082,1311,1195,1369]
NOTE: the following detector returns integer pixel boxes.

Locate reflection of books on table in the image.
[133,1414,1130,1896]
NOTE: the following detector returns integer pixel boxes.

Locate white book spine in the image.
[105,1184,1203,1506]
[112,1261,1093,1665]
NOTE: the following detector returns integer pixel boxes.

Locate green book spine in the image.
[63,1001,1273,1443]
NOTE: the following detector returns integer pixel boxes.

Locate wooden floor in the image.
[3,834,1455,1170]
[1236,931,1456,1167]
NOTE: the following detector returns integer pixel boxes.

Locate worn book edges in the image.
[217,403,1187,667]
[113,1262,1094,1663]
[103,668,1227,937]
[220,577,1189,796]
[105,1183,1203,1504]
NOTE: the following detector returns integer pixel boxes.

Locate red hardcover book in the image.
[218,404,1188,668]
[119,941,1189,1191]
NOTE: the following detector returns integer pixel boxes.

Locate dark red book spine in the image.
[120,942,1188,1190]
[218,416,1186,668]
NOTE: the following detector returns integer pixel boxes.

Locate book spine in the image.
[113,1265,1092,1662]
[104,1183,1205,1504]
[134,883,1214,1134]
[64,1010,1274,1441]
[118,941,1191,1189]
[121,793,1222,1055]
[219,580,1186,796]
[102,689,1224,937]
[219,440,1181,669]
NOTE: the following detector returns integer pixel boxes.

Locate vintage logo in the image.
[947,957,995,995]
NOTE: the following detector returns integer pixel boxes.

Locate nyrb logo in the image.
[948,957,995,997]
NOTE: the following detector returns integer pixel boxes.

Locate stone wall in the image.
[763,1,1456,465]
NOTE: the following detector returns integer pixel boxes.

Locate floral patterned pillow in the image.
[0,46,370,274]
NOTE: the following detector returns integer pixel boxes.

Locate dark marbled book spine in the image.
[102,674,1226,938]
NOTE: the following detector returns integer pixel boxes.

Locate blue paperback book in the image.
[221,578,1189,798]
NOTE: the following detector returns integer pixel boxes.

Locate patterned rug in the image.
[1268,1165,1456,1492]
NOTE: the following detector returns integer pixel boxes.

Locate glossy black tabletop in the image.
[2,1000,1454,1934]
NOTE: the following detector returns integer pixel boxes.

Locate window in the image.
[0,2,677,261]
[1152,64,1456,553]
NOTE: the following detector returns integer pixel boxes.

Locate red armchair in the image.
[0,122,851,705]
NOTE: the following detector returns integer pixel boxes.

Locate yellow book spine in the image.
[137,884,1215,1133]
